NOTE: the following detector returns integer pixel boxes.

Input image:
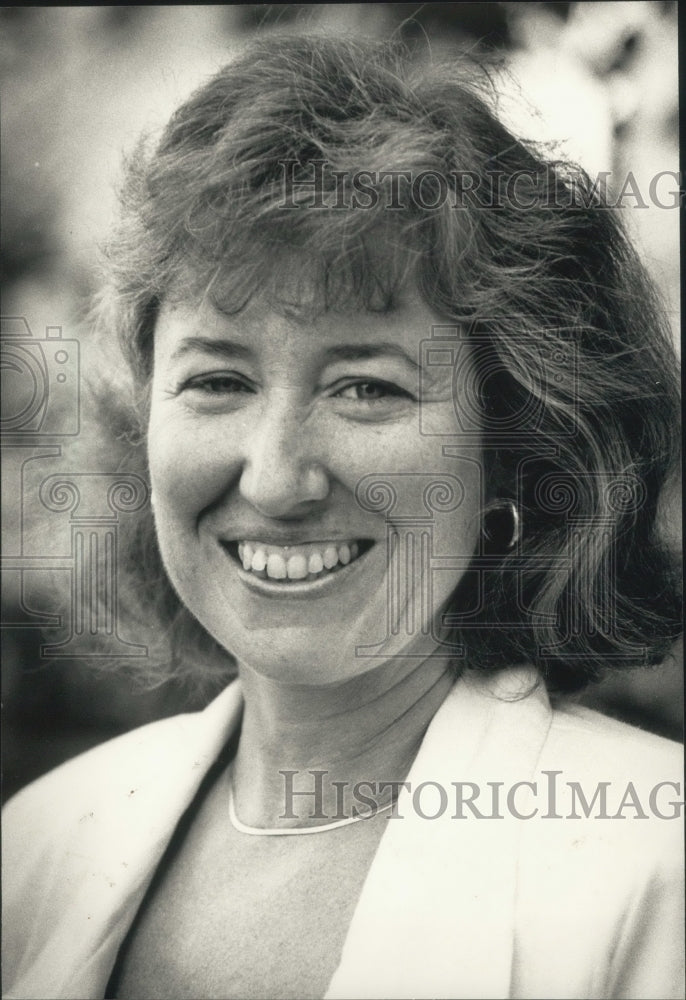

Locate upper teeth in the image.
[237,541,361,580]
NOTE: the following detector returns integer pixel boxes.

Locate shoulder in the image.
[4,709,200,833]
[529,698,683,895]
[2,684,242,995]
[545,697,683,781]
[514,698,684,998]
[3,681,241,831]
[1,708,199,934]
[2,681,242,878]
[1,713,195,996]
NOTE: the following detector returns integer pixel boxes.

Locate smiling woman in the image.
[2,34,683,1000]
[147,291,481,685]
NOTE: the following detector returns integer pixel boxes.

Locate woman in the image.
[3,35,683,1000]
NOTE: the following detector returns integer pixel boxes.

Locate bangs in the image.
[170,215,431,320]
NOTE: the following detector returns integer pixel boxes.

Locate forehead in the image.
[153,286,444,362]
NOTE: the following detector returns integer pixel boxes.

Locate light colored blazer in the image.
[3,669,684,1000]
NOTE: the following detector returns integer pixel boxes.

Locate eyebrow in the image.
[170,337,254,363]
[169,337,422,369]
[323,343,420,370]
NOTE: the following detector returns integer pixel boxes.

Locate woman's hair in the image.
[97,33,681,694]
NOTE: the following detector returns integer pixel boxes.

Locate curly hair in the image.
[97,33,681,694]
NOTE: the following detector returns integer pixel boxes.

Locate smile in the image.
[233,539,371,581]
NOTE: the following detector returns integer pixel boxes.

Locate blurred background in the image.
[1,2,681,802]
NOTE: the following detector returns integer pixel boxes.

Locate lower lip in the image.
[222,543,375,600]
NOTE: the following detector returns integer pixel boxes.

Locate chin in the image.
[207,618,387,686]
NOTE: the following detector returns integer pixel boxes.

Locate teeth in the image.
[234,540,367,581]
[266,553,287,579]
[308,552,324,574]
[251,549,267,572]
[286,554,308,580]
[323,546,338,569]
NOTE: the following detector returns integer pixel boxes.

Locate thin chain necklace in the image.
[228,780,395,836]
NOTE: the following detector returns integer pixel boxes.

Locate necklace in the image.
[228,781,395,836]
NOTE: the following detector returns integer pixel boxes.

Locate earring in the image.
[482,500,521,551]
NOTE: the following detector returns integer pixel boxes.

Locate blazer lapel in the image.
[325,668,553,1000]
[6,682,244,1000]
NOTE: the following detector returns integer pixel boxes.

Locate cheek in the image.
[331,418,449,478]
[420,456,482,620]
[340,426,482,602]
[146,412,239,522]
[341,424,482,525]
[433,455,483,549]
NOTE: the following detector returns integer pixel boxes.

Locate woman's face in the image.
[147,288,483,684]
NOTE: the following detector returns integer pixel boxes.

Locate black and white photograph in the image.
[1,4,683,998]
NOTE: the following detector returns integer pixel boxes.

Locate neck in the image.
[231,653,455,829]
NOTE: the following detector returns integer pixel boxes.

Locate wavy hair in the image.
[97,34,681,693]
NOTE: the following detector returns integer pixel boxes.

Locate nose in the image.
[238,401,330,518]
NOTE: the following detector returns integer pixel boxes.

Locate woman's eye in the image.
[181,373,254,395]
[335,380,411,403]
